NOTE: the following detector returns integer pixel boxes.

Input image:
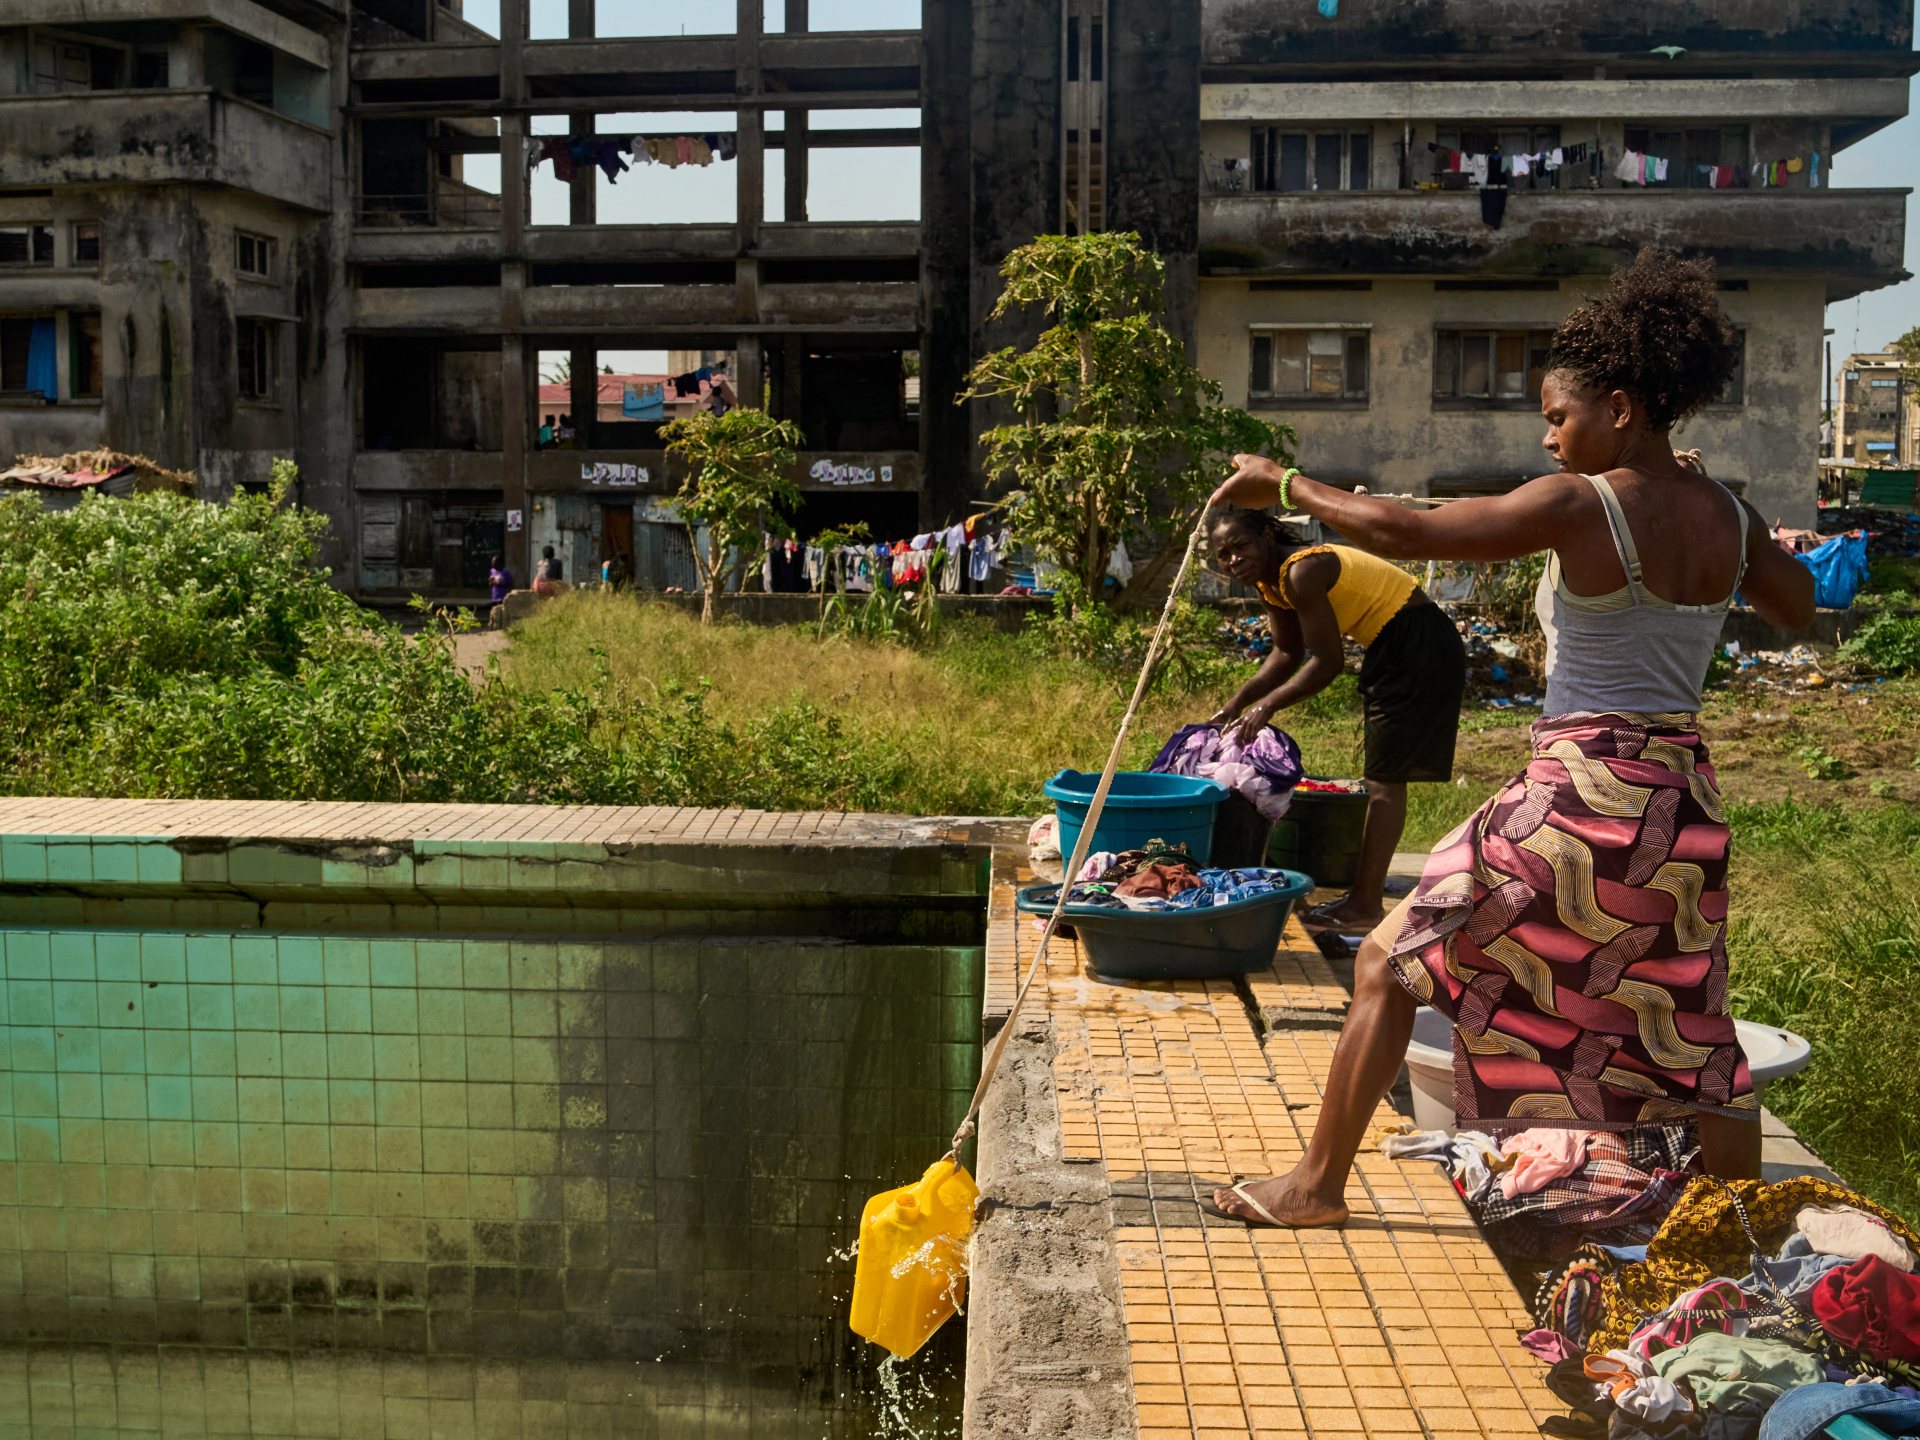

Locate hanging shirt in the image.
[1616,149,1644,184]
[1255,545,1417,647]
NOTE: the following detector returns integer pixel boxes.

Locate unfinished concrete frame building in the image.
[0,0,1912,598]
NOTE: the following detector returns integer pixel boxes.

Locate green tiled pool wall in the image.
[0,924,980,1364]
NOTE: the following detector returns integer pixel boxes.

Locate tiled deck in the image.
[990,866,1561,1439]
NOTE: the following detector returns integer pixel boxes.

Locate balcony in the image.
[349,277,919,332]
[0,91,329,212]
[1198,188,1911,299]
[1203,0,1915,73]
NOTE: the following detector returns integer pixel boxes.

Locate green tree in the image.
[961,232,1291,611]
[660,407,805,625]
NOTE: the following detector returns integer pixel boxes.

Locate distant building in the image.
[1831,349,1919,466]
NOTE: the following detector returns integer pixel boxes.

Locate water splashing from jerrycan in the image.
[848,1158,978,1359]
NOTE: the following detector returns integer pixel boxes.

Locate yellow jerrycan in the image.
[848,1158,979,1359]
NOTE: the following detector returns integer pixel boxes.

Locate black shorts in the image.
[1357,602,1467,784]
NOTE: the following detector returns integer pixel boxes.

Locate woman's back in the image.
[1538,469,1748,716]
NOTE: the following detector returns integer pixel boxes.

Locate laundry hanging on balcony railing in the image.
[1752,151,1821,188]
[529,132,739,184]
[1428,142,1593,186]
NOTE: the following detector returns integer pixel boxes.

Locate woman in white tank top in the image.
[1203,249,1814,1232]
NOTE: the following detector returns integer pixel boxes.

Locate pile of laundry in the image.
[1526,1177,1920,1440]
[1029,841,1298,913]
[1148,722,1303,822]
[1379,1124,1698,1262]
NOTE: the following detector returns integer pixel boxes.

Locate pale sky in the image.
[455,1,1920,380]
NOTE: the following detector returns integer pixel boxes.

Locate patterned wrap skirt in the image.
[1381,711,1757,1130]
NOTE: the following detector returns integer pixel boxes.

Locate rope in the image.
[944,507,1214,1162]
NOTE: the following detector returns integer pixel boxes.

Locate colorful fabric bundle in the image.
[1148,722,1302,821]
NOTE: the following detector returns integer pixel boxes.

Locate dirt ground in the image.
[451,629,510,680]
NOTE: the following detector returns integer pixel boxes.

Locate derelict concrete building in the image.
[0,0,1912,597]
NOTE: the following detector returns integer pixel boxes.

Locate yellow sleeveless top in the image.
[1255,545,1417,647]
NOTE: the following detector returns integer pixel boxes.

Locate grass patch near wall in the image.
[1726,802,1920,1225]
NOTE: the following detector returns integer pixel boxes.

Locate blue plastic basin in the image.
[1043,769,1229,865]
[1015,872,1314,980]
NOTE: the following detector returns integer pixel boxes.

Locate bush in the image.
[1841,612,1920,676]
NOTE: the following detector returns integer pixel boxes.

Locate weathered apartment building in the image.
[1829,348,1917,464]
[1,0,1911,596]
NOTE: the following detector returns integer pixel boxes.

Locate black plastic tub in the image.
[1014,873,1313,981]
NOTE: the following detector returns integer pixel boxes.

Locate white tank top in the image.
[1535,473,1749,717]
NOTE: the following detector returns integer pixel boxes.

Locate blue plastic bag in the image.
[1795,531,1869,610]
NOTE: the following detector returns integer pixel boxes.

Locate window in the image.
[31,37,123,93]
[133,47,169,89]
[236,319,275,401]
[1433,328,1557,404]
[72,224,101,268]
[1870,378,1899,388]
[69,313,102,399]
[236,232,274,279]
[1,317,54,395]
[0,227,56,268]
[1252,130,1371,193]
[1716,332,1747,406]
[1622,126,1749,188]
[1249,328,1370,403]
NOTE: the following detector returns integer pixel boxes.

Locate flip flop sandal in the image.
[1297,900,1358,930]
[1199,1181,1287,1228]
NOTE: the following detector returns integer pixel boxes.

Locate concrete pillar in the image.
[568,0,594,227]
[920,0,975,527]
[737,0,764,246]
[171,24,206,88]
[502,340,530,580]
[784,0,809,223]
[736,333,765,413]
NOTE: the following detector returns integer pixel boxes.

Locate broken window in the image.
[1249,328,1370,402]
[0,227,56,268]
[1252,131,1372,193]
[236,231,274,279]
[1433,328,1556,403]
[237,319,276,401]
[73,223,101,268]
[69,312,102,399]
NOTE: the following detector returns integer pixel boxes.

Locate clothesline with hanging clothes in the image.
[1428,141,1598,187]
[529,132,741,184]
[759,518,1013,596]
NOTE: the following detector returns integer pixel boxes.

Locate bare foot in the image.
[1301,897,1384,930]
[1211,1174,1349,1229]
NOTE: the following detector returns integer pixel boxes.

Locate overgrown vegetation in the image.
[962,233,1288,610]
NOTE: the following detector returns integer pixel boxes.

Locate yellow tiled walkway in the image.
[997,877,1560,1439]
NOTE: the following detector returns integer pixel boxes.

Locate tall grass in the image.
[1727,801,1920,1223]
[501,591,1510,826]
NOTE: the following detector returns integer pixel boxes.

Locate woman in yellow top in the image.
[1206,508,1466,930]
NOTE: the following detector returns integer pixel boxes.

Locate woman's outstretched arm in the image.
[1211,454,1588,565]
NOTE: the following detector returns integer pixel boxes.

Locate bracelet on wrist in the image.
[1277,466,1301,511]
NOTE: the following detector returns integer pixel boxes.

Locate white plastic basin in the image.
[1402,1006,1812,1132]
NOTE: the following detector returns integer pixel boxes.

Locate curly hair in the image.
[1546,247,1740,431]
